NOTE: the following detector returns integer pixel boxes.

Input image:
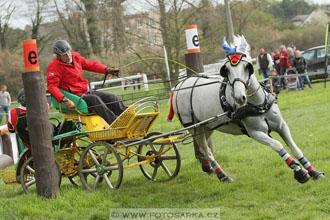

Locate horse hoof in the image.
[220,176,234,183]
[294,168,310,184]
[217,172,234,183]
[309,170,325,180]
[202,164,214,175]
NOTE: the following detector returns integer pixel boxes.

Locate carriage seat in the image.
[51,89,89,115]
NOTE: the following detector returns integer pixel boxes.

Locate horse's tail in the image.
[166,91,174,122]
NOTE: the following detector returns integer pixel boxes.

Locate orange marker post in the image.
[22,39,40,72]
[21,39,59,198]
[185,25,200,54]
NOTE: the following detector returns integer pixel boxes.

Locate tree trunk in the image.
[22,71,59,198]
[81,0,101,55]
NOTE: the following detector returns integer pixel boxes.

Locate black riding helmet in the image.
[53,40,72,55]
[18,88,26,107]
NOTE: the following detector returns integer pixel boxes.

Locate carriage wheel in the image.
[138,132,181,181]
[19,156,62,194]
[78,141,123,191]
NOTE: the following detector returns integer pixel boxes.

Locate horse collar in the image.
[227,53,245,66]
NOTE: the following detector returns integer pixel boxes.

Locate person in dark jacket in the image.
[46,40,127,125]
[292,50,312,90]
[256,48,273,83]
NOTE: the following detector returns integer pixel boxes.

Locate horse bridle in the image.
[228,76,251,90]
[221,60,253,95]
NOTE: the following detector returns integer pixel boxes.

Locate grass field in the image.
[0,82,329,219]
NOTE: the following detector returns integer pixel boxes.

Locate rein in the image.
[246,83,261,97]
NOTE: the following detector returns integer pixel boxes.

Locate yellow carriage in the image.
[3,89,182,192]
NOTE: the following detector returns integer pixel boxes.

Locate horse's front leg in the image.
[189,126,234,183]
[267,105,324,180]
[243,116,310,183]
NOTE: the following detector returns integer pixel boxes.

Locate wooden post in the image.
[224,0,234,44]
[22,39,59,198]
[184,25,213,159]
[185,53,204,76]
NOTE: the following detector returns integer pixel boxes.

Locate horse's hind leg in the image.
[244,117,310,183]
[274,117,324,180]
[189,127,234,183]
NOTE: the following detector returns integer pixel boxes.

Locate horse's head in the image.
[220,36,254,107]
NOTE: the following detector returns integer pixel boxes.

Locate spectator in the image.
[272,49,281,75]
[0,85,11,124]
[291,44,297,54]
[287,47,295,67]
[137,78,141,90]
[274,45,288,89]
[47,40,127,126]
[256,48,273,82]
[293,50,312,90]
[270,69,281,95]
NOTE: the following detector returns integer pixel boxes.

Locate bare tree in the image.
[25,0,53,54]
[232,0,262,35]
[54,0,92,56]
[0,2,15,50]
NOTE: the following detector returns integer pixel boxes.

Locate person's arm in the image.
[47,64,65,102]
[7,92,11,107]
[77,52,107,73]
[256,56,260,70]
[0,127,9,136]
[78,52,120,77]
[303,58,307,71]
[283,51,288,59]
[7,110,15,133]
[267,53,274,69]
[292,59,297,68]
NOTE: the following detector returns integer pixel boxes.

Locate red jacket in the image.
[7,107,30,149]
[274,51,288,67]
[7,105,49,149]
[46,51,107,102]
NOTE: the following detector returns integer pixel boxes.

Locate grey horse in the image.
[171,36,324,183]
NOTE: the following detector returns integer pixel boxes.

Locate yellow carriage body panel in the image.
[2,170,19,185]
[62,104,159,141]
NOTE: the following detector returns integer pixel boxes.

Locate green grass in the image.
[1,82,330,219]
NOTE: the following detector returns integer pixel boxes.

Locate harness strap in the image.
[217,80,276,136]
[174,77,189,126]
[190,77,201,137]
[219,78,234,115]
[190,77,201,125]
[232,89,277,120]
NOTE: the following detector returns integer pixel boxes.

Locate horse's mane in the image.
[231,35,251,62]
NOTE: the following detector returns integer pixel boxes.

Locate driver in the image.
[46,40,127,125]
